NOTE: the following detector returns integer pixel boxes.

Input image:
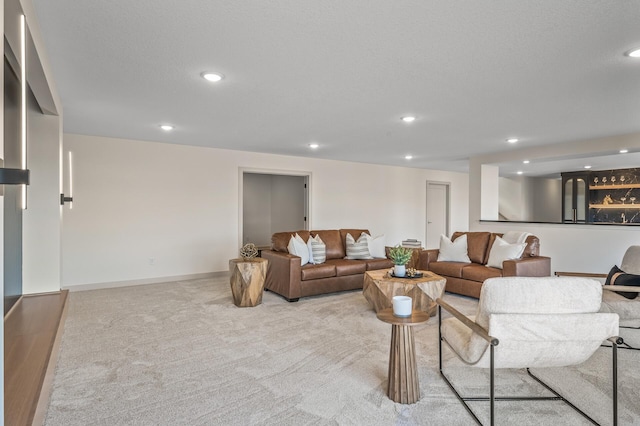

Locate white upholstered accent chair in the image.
[557,245,640,350]
[437,276,621,426]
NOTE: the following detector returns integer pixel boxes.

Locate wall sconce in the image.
[0,159,30,196]
[60,151,73,207]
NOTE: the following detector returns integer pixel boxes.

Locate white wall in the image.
[62,133,469,289]
[22,90,61,294]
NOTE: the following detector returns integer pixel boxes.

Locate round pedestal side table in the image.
[377,308,430,404]
[228,258,268,307]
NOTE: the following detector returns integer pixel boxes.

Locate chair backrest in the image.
[620,245,640,275]
[468,277,618,368]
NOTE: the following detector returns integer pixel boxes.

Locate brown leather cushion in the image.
[311,230,343,260]
[429,261,468,278]
[452,232,490,264]
[461,264,503,282]
[301,264,337,281]
[339,229,370,254]
[365,258,394,271]
[271,230,310,253]
[326,259,367,276]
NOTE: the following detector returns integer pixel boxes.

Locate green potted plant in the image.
[388,245,413,277]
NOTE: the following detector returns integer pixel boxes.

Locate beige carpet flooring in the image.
[44,277,640,425]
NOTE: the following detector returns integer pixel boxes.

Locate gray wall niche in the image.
[243,173,307,247]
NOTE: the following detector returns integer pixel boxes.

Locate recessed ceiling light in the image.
[517,171,523,175]
[584,165,592,169]
[160,125,174,131]
[625,48,640,58]
[523,160,530,164]
[507,138,519,143]
[620,149,629,154]
[308,143,319,149]
[201,72,224,82]
[401,116,416,123]
[405,155,413,160]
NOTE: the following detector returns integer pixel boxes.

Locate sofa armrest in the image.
[502,256,551,277]
[261,250,302,301]
[418,249,439,270]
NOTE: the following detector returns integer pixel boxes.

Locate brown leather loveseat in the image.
[419,231,551,298]
[262,229,393,302]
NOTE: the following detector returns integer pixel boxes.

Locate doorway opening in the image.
[426,181,451,249]
[240,169,310,250]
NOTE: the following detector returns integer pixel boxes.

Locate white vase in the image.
[394,264,406,277]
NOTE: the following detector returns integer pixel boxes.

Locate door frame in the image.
[425,181,451,248]
[238,167,312,251]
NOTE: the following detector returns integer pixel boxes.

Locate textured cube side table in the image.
[229,258,268,307]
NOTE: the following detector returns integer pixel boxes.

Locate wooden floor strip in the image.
[4,290,69,426]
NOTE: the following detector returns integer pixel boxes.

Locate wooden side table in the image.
[363,270,446,316]
[377,308,430,404]
[229,258,268,307]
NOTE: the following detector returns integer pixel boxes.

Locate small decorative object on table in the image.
[388,245,413,277]
[240,243,259,260]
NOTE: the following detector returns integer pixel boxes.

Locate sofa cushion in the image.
[461,264,503,282]
[307,234,326,264]
[366,258,394,271]
[340,229,370,253]
[438,234,471,262]
[301,263,337,281]
[452,232,491,264]
[365,233,386,258]
[429,261,468,278]
[486,236,526,269]
[272,230,310,253]
[287,234,310,266]
[312,230,344,260]
[345,232,373,259]
[605,265,640,299]
[327,259,367,276]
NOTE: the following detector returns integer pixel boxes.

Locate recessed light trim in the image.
[308,143,319,149]
[620,149,629,154]
[507,138,519,143]
[401,116,416,123]
[584,165,592,169]
[160,125,174,131]
[523,160,530,164]
[405,155,413,160]
[517,171,523,175]
[625,48,640,58]
[201,72,224,82]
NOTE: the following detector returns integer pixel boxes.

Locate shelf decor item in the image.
[389,245,413,277]
[240,243,259,260]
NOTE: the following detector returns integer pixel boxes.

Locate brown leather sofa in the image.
[262,229,394,302]
[418,231,551,298]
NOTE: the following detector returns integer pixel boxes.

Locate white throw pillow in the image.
[287,233,309,266]
[486,236,526,269]
[365,233,386,258]
[437,234,471,263]
[307,234,326,264]
[345,232,373,259]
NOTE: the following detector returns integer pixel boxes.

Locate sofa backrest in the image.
[311,230,344,259]
[271,230,310,253]
[271,229,372,260]
[452,231,541,265]
[452,231,490,264]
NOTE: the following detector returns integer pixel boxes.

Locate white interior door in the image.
[426,182,450,249]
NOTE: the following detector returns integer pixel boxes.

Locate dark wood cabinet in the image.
[562,168,640,224]
[561,171,589,223]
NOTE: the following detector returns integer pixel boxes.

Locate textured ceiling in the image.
[31,0,640,172]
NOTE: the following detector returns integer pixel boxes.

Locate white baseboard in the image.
[63,271,229,292]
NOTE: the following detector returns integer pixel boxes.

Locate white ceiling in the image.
[31,1,640,172]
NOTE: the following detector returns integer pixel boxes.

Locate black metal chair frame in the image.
[437,300,622,426]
